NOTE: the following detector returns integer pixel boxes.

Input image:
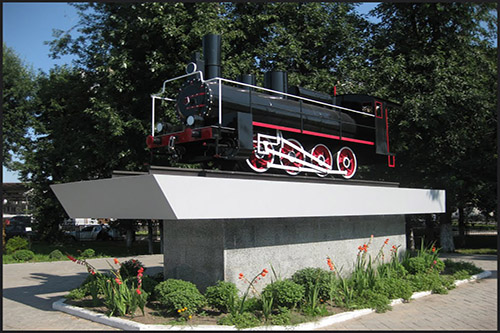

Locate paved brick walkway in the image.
[318,254,497,331]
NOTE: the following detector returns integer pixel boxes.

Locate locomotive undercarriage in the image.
[245,131,357,179]
[151,124,359,179]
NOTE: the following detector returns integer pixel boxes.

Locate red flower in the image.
[384,239,389,245]
[433,260,437,265]
[263,268,269,274]
[432,247,436,253]
[238,273,244,279]
[66,254,77,262]
[136,288,142,295]
[91,270,96,275]
[114,258,119,265]
[115,278,122,285]
[138,267,144,274]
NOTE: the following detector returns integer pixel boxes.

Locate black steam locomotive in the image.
[147,34,396,179]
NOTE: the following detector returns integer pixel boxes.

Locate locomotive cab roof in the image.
[336,94,400,114]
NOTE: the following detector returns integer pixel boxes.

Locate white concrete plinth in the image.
[51,174,445,219]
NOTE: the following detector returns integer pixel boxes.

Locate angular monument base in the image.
[51,168,444,293]
[163,214,406,292]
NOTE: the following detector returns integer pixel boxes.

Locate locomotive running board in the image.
[51,173,445,220]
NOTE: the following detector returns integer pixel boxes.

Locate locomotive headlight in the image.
[156,122,164,133]
[186,115,195,127]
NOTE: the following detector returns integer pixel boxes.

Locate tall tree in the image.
[366,3,497,251]
[2,44,36,171]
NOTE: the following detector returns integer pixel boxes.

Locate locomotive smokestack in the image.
[238,74,256,90]
[264,71,288,98]
[203,34,221,79]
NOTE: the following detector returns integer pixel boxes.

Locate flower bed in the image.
[63,238,484,329]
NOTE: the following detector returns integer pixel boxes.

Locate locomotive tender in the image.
[147,34,396,179]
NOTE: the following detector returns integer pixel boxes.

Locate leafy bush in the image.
[6,236,28,254]
[141,275,159,296]
[119,259,146,280]
[65,288,87,300]
[356,289,391,313]
[81,248,95,258]
[291,267,334,301]
[205,281,239,313]
[374,277,414,301]
[262,279,304,309]
[13,249,35,261]
[269,309,292,326]
[217,312,260,329]
[48,249,65,260]
[154,279,206,315]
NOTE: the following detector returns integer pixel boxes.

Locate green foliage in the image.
[2,44,36,168]
[355,289,392,313]
[154,279,206,315]
[48,249,65,260]
[5,236,29,254]
[81,248,95,259]
[443,259,483,276]
[141,275,159,296]
[204,281,239,313]
[217,312,261,329]
[291,267,334,301]
[262,279,305,309]
[65,288,87,300]
[119,259,146,280]
[374,277,414,301]
[13,249,35,261]
[268,308,292,326]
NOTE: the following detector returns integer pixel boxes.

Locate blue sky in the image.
[2,2,379,183]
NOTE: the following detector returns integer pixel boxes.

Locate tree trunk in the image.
[147,220,154,254]
[126,229,134,248]
[424,214,435,245]
[439,199,455,252]
[458,206,466,247]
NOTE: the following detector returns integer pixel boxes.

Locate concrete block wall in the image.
[163,214,406,293]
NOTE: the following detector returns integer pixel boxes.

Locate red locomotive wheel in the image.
[337,147,357,179]
[280,139,304,175]
[311,144,333,177]
[246,135,274,173]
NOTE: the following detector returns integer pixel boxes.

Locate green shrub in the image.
[13,249,35,261]
[119,259,145,280]
[81,248,95,259]
[269,309,292,326]
[141,275,159,296]
[6,236,28,254]
[356,289,392,313]
[407,272,449,294]
[217,312,261,329]
[48,249,65,260]
[205,281,239,313]
[374,277,414,301]
[154,279,206,315]
[65,288,87,300]
[404,257,428,274]
[262,279,304,309]
[291,267,334,301]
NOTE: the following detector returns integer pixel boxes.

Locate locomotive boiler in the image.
[147,34,396,179]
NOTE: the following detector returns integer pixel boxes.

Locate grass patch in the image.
[455,248,497,255]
